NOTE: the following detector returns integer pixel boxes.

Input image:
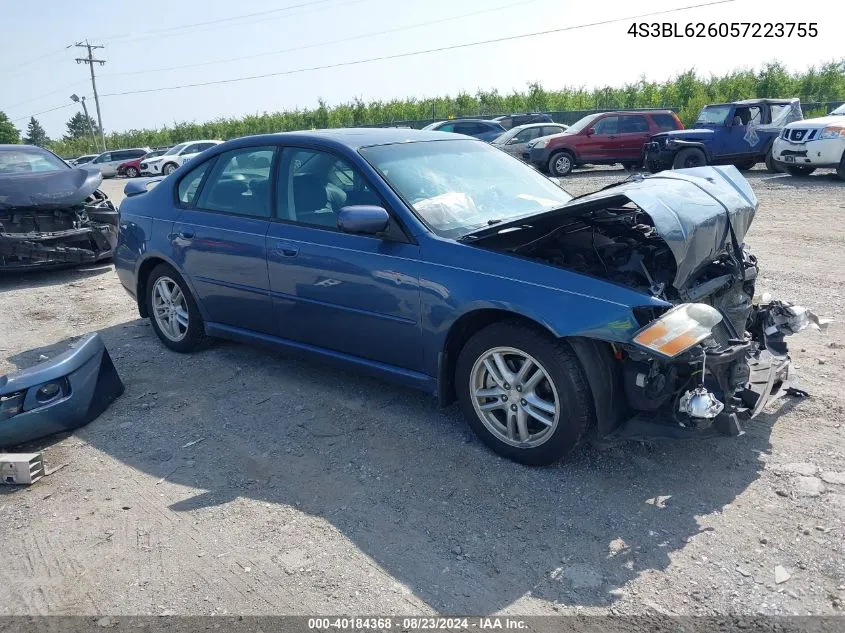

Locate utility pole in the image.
[74,41,107,151]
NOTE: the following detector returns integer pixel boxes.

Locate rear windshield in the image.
[651,113,680,131]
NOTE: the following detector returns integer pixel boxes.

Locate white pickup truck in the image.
[772,103,845,180]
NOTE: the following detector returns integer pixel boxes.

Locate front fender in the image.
[669,139,713,162]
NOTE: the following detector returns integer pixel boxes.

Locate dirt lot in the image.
[1,167,844,617]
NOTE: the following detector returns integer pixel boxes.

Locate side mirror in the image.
[507,137,522,145]
[585,127,596,136]
[337,205,390,235]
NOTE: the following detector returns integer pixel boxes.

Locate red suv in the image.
[524,110,683,176]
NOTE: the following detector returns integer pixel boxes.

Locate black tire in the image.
[162,162,179,176]
[672,147,707,170]
[126,166,139,178]
[764,149,781,173]
[785,165,816,177]
[145,263,209,353]
[455,321,593,466]
[645,154,664,173]
[622,161,641,171]
[735,160,756,171]
[836,152,845,182]
[548,151,574,177]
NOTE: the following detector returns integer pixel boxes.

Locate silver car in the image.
[88,147,151,177]
[491,123,569,159]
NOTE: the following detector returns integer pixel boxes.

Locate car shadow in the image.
[5,323,787,614]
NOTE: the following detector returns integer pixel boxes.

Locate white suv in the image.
[773,103,845,180]
[140,140,222,176]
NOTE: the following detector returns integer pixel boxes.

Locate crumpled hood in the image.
[559,166,757,290]
[0,167,103,210]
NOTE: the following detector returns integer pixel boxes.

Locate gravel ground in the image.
[1,166,843,617]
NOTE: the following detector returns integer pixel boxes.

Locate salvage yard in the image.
[1,167,844,616]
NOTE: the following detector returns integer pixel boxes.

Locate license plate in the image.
[783,156,795,163]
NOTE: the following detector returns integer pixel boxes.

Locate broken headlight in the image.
[632,303,723,358]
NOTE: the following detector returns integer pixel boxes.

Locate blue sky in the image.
[2,0,838,138]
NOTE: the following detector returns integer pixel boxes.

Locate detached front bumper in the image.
[773,137,845,169]
[0,334,124,448]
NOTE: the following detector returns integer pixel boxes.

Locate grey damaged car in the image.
[0,145,118,270]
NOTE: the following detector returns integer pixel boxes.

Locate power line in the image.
[11,103,75,123]
[102,0,345,44]
[100,0,737,98]
[0,47,68,78]
[101,0,546,79]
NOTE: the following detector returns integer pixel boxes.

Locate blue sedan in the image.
[115,128,808,465]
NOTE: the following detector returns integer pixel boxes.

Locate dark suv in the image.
[492,113,553,130]
[525,110,683,176]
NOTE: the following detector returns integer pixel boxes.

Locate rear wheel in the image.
[785,165,816,177]
[548,151,574,176]
[735,159,756,171]
[162,162,179,176]
[455,322,593,465]
[672,147,707,170]
[126,166,139,178]
[146,264,209,353]
[837,152,845,182]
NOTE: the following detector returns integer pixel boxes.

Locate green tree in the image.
[0,111,20,144]
[22,117,49,147]
[64,111,99,140]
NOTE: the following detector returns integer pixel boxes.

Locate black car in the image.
[0,144,119,270]
[492,113,554,130]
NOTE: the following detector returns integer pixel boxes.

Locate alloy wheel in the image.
[469,346,560,448]
[152,276,189,342]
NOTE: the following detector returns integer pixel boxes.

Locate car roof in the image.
[511,122,565,130]
[218,128,479,151]
[706,99,794,107]
[0,144,53,151]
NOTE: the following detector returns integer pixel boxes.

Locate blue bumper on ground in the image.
[0,334,124,448]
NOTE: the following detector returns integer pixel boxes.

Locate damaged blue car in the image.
[114,129,816,465]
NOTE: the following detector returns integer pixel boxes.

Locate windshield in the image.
[566,113,602,134]
[696,105,732,125]
[361,139,572,238]
[164,143,188,156]
[144,150,167,159]
[831,104,845,116]
[0,147,68,175]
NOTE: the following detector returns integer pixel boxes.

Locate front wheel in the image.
[837,153,845,182]
[162,162,179,176]
[455,322,593,465]
[785,165,816,177]
[765,149,781,173]
[672,147,707,170]
[146,264,209,353]
[548,151,574,176]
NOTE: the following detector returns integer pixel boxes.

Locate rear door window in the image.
[620,116,649,133]
[195,147,275,217]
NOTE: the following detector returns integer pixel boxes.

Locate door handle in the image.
[274,241,299,257]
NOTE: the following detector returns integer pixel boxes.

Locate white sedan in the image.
[141,140,222,176]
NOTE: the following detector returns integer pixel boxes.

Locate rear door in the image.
[617,115,652,161]
[172,146,277,334]
[90,152,113,176]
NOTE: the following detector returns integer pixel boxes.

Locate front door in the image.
[266,147,424,372]
[719,105,763,158]
[172,146,277,334]
[504,127,544,157]
[579,115,620,161]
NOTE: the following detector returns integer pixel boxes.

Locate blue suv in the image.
[644,99,802,173]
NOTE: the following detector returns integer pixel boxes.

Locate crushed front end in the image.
[0,168,118,271]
